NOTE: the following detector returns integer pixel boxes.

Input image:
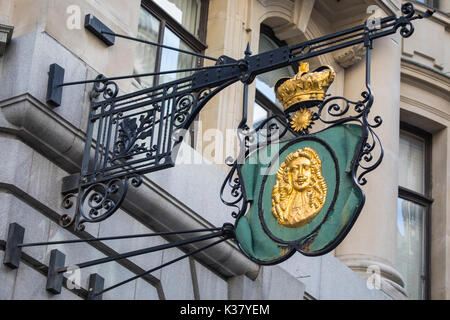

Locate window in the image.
[414,0,440,9]
[396,123,432,300]
[253,25,297,139]
[134,0,209,88]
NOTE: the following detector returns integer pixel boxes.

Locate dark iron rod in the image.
[289,14,396,52]
[238,43,251,130]
[306,30,367,53]
[101,30,218,62]
[57,63,238,87]
[56,230,224,273]
[17,227,222,248]
[238,83,248,130]
[94,236,229,297]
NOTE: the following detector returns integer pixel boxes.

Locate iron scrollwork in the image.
[60,2,431,231]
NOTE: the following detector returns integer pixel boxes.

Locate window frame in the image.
[398,121,433,300]
[139,0,209,147]
[414,0,440,9]
[140,0,209,84]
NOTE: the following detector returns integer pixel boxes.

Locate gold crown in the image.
[274,62,335,112]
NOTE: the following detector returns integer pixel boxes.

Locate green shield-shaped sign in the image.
[235,124,365,264]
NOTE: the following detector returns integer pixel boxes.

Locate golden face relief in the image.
[289,157,312,192]
[271,147,327,228]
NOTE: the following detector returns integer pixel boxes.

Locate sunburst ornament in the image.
[290,108,313,132]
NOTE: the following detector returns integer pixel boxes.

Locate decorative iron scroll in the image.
[58,3,432,233]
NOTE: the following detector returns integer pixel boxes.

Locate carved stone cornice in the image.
[0,23,13,56]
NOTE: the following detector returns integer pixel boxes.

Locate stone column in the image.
[197,0,252,170]
[334,32,408,299]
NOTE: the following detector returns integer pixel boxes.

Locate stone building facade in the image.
[0,0,448,300]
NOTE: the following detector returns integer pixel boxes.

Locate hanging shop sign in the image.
[233,62,373,264]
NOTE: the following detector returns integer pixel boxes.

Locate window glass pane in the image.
[399,132,425,194]
[396,198,426,299]
[153,0,202,37]
[134,9,161,88]
[159,27,197,84]
[256,33,295,108]
[253,101,268,128]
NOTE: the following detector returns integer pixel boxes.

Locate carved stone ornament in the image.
[333,43,366,69]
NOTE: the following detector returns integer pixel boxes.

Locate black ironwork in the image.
[46,63,65,107]
[2,223,25,269]
[49,2,432,231]
[3,222,231,297]
[100,30,218,62]
[95,235,231,297]
[17,227,222,248]
[55,227,229,274]
[46,249,66,294]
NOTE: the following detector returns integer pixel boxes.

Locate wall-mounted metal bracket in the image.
[3,223,25,269]
[45,2,433,233]
[84,14,115,46]
[46,63,65,108]
[46,249,66,294]
[61,173,80,196]
[87,273,105,300]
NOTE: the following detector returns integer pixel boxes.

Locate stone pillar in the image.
[197,0,252,169]
[335,32,408,299]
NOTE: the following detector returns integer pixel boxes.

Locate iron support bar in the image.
[56,63,239,88]
[17,227,222,248]
[95,236,230,297]
[56,230,225,273]
[44,1,432,238]
[101,30,218,62]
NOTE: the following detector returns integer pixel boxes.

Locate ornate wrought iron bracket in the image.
[46,3,432,238]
